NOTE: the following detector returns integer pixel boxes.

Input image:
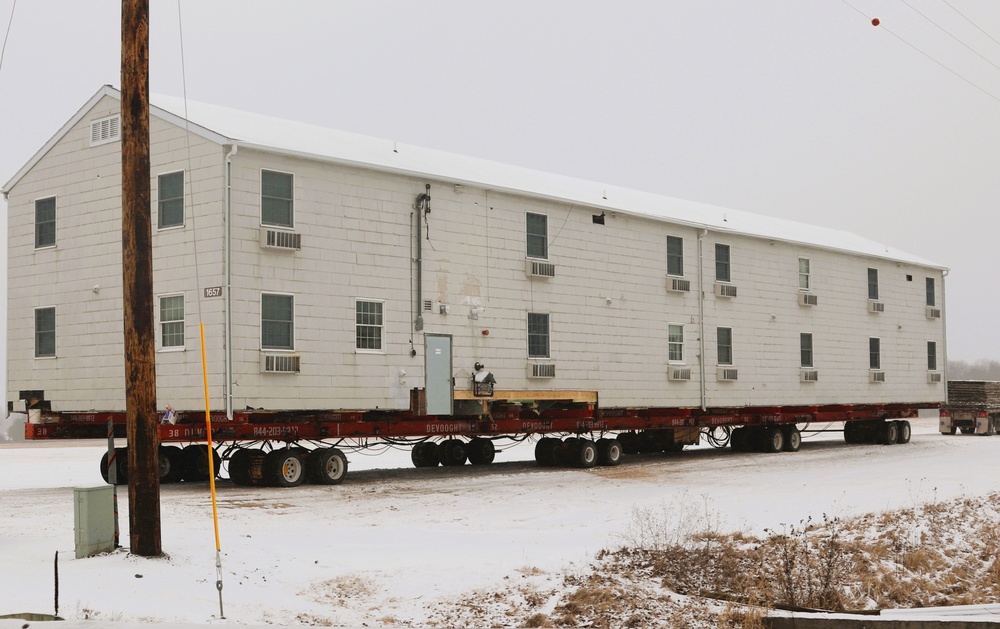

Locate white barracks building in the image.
[3,85,947,417]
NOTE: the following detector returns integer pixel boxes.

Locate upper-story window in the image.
[715,244,731,282]
[717,327,733,365]
[35,197,56,249]
[667,236,684,277]
[526,212,548,259]
[356,300,385,352]
[261,293,294,350]
[798,258,811,291]
[157,171,185,229]
[35,307,55,358]
[528,312,550,358]
[159,295,185,349]
[867,268,879,300]
[261,170,294,228]
[925,277,935,307]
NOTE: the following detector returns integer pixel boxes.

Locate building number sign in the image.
[204,286,223,298]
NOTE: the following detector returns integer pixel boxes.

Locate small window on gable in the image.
[35,197,56,249]
[35,307,55,358]
[798,258,811,291]
[715,244,731,283]
[157,171,185,229]
[261,170,294,228]
[667,236,684,277]
[526,212,548,259]
[90,115,121,146]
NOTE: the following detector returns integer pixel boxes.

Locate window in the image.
[927,341,937,371]
[356,300,384,351]
[668,324,684,362]
[717,327,733,365]
[526,213,548,259]
[715,244,731,282]
[159,295,185,348]
[800,333,814,368]
[261,293,294,350]
[157,171,184,229]
[527,313,550,358]
[867,268,879,300]
[35,197,56,248]
[869,337,881,370]
[34,307,55,358]
[926,277,935,307]
[261,170,293,227]
[798,258,811,291]
[667,236,684,277]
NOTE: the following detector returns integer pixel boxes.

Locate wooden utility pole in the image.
[121,0,161,556]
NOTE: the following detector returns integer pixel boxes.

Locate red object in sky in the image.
[871,17,880,26]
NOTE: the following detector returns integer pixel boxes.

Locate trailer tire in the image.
[411,442,439,468]
[617,432,640,455]
[263,449,306,487]
[438,439,467,467]
[597,438,622,466]
[782,426,801,452]
[229,448,263,486]
[881,421,899,445]
[574,439,598,469]
[759,427,784,453]
[159,446,187,483]
[100,448,129,485]
[896,420,912,444]
[729,427,749,452]
[467,438,496,465]
[308,447,348,485]
[182,444,221,482]
[534,438,561,467]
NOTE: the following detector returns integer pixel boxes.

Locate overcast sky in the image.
[1,1,999,379]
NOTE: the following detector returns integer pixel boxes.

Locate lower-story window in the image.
[528,312,550,358]
[35,307,55,357]
[869,337,881,370]
[356,300,384,352]
[261,293,294,350]
[927,341,937,371]
[159,295,185,349]
[668,324,684,362]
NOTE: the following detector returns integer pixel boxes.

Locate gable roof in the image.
[4,85,945,269]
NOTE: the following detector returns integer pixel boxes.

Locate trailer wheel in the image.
[896,420,912,444]
[100,448,129,485]
[438,439,468,466]
[729,427,749,452]
[411,442,439,468]
[759,427,784,453]
[263,449,306,487]
[574,439,598,469]
[182,444,221,482]
[597,438,622,466]
[880,421,899,445]
[617,432,640,455]
[782,426,801,452]
[228,448,263,486]
[467,438,496,465]
[159,446,187,483]
[308,447,348,485]
[534,438,561,467]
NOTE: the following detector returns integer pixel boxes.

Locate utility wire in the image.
[941,0,1000,51]
[0,0,15,76]
[898,0,1000,75]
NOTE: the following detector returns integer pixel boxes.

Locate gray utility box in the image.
[74,485,115,559]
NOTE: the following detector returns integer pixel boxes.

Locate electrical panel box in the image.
[74,485,115,559]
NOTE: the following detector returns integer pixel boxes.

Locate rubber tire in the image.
[961,427,975,435]
[574,439,598,469]
[182,444,221,482]
[159,446,187,483]
[228,448,263,486]
[466,438,496,465]
[100,448,128,485]
[617,432,640,455]
[307,447,348,485]
[597,438,622,466]
[556,438,581,466]
[438,439,467,467]
[411,442,440,468]
[782,426,801,453]
[263,449,306,487]
[534,438,561,467]
[896,420,912,444]
[881,421,899,445]
[759,427,784,453]
[730,427,749,452]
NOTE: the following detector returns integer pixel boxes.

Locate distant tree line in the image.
[949,360,1000,381]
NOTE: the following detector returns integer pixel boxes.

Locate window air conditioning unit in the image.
[928,371,943,384]
[870,371,886,383]
[669,367,692,381]
[527,363,556,379]
[868,301,885,314]
[926,307,941,319]
[260,228,302,251]
[668,278,691,293]
[261,354,300,374]
[717,367,739,381]
[798,293,818,307]
[714,283,738,298]
[800,369,819,382]
[525,259,556,278]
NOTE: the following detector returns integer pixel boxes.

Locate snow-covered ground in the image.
[2,413,997,627]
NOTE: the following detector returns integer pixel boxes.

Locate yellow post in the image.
[201,322,225,618]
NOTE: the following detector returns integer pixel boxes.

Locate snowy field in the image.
[2,412,999,627]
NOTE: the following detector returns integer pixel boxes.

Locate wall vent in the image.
[669,367,692,381]
[717,367,739,381]
[928,371,943,383]
[261,354,300,374]
[926,307,941,319]
[668,278,691,292]
[798,293,818,307]
[260,228,302,251]
[525,259,556,278]
[527,363,556,379]
[90,115,121,146]
[800,369,819,382]
[868,301,885,314]
[714,283,738,298]
[870,370,886,383]
[423,300,433,312]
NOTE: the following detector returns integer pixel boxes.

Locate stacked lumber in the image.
[948,380,1000,410]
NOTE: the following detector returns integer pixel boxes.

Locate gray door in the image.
[424,334,453,415]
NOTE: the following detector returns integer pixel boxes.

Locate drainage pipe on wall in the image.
[223,144,238,420]
[697,229,708,411]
